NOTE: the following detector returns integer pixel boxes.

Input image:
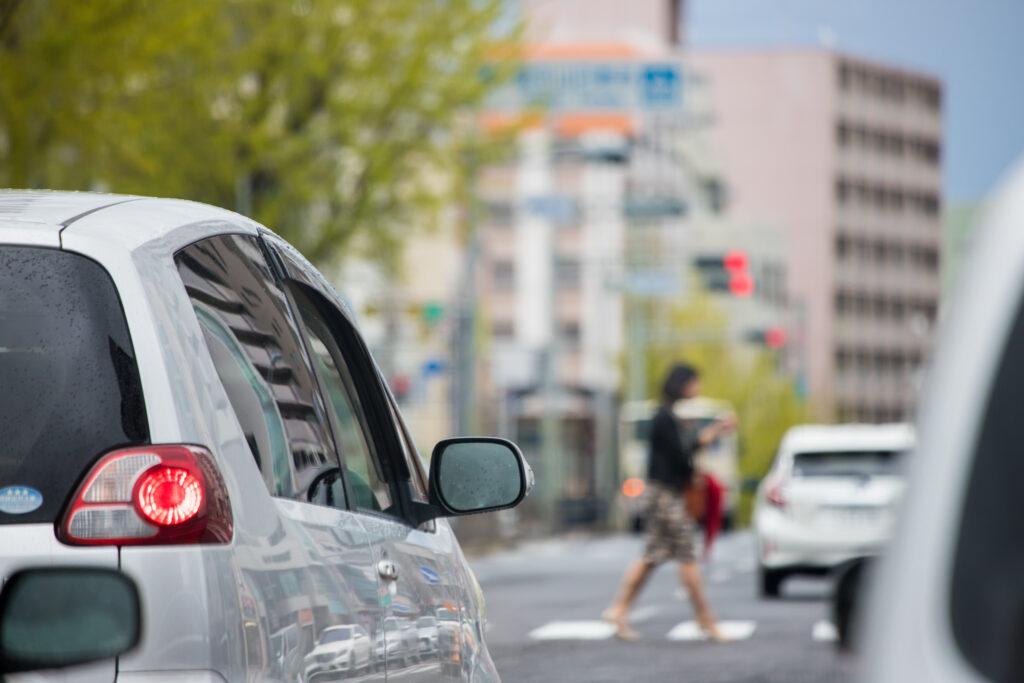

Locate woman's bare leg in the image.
[603,559,656,638]
[679,561,727,641]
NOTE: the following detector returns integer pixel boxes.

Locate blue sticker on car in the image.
[0,486,43,515]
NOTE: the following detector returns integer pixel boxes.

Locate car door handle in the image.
[377,559,398,581]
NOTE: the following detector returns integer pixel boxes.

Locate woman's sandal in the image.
[601,607,641,642]
[697,615,731,643]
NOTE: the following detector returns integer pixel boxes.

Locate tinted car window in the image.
[0,246,147,525]
[319,627,353,643]
[194,306,292,496]
[290,285,394,514]
[387,394,430,504]
[951,295,1024,681]
[791,451,902,477]
[175,234,340,499]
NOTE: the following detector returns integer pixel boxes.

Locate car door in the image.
[173,233,385,682]
[263,234,494,682]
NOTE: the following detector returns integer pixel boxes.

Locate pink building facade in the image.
[690,50,943,421]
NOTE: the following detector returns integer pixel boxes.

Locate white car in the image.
[859,159,1024,680]
[753,423,914,597]
[303,625,372,680]
[416,616,439,655]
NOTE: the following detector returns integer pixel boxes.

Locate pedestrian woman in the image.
[602,363,736,641]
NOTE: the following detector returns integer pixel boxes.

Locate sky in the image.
[686,0,1024,202]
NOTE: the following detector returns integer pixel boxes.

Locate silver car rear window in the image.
[0,246,148,525]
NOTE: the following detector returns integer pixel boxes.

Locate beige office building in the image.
[690,50,943,421]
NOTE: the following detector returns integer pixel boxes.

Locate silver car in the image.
[0,190,531,682]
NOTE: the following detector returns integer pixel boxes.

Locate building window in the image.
[873,240,886,262]
[893,299,906,321]
[487,201,514,228]
[889,188,905,212]
[493,321,515,339]
[555,258,581,290]
[872,185,886,209]
[836,235,850,260]
[836,291,849,315]
[890,133,905,156]
[839,63,852,90]
[836,179,850,204]
[837,123,850,147]
[560,321,581,344]
[872,130,886,153]
[873,296,886,317]
[492,260,515,290]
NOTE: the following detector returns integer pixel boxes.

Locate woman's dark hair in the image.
[662,363,699,402]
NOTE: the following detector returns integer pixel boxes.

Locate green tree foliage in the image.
[0,0,517,268]
[640,293,810,524]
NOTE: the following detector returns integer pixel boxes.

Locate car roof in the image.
[779,423,916,455]
[0,190,260,251]
[0,190,142,227]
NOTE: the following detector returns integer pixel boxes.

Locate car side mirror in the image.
[0,567,141,674]
[423,437,533,520]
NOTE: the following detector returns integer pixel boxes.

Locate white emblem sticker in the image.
[0,486,43,514]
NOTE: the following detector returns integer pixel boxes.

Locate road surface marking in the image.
[528,620,616,641]
[736,557,757,573]
[629,605,662,623]
[709,566,733,583]
[812,620,838,642]
[666,620,757,641]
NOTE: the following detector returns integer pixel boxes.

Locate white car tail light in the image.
[59,445,233,546]
[766,480,788,508]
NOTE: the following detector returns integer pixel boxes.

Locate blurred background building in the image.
[355,0,945,534]
[690,49,943,422]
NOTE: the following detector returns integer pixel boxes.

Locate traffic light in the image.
[693,249,755,297]
[745,325,787,348]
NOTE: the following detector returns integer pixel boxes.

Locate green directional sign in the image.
[422,301,443,325]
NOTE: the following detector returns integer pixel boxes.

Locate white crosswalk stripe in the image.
[666,620,757,641]
[526,618,836,643]
[628,605,664,623]
[528,620,617,641]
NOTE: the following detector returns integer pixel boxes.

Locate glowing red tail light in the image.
[137,468,203,526]
[58,445,233,546]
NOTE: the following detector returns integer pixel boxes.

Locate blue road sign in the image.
[488,61,684,112]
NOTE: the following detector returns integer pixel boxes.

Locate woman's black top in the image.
[647,403,699,487]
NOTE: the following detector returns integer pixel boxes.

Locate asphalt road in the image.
[469,531,860,683]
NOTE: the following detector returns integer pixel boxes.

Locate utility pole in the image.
[452,152,480,436]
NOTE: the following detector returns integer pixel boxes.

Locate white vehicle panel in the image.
[0,219,61,246]
[861,162,1024,681]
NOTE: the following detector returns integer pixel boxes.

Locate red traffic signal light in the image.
[728,271,755,297]
[723,249,749,274]
[694,249,755,297]
[764,326,787,348]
